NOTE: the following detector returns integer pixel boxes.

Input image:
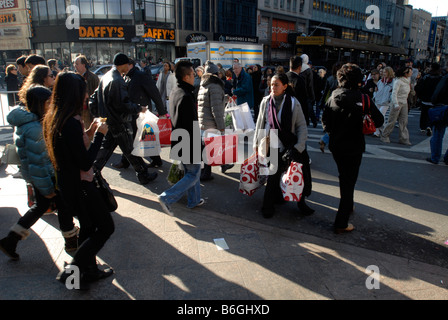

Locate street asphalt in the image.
[0,107,448,303]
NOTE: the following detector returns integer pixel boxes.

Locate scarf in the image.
[268,93,296,149]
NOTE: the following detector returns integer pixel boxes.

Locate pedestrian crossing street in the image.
[307,109,448,165]
[1,110,446,166]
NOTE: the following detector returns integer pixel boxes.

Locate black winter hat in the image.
[113,53,130,66]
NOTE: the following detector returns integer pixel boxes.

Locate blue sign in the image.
[428,21,437,48]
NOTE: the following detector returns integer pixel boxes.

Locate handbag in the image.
[1,144,21,165]
[93,171,118,212]
[428,105,448,125]
[362,94,376,135]
[280,161,304,202]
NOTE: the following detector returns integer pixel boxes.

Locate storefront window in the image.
[107,0,121,19]
[70,42,83,62]
[97,43,112,65]
[80,0,93,19]
[93,0,107,19]
[56,0,67,20]
[47,0,57,24]
[121,0,133,20]
[38,0,49,24]
[82,42,98,65]
[145,1,156,20]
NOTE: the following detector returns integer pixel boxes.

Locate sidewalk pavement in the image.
[0,165,448,300]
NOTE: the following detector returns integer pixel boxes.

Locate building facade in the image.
[29,0,176,66]
[0,0,32,64]
[257,0,312,64]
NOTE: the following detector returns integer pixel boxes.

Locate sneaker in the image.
[188,198,205,209]
[158,195,174,216]
[426,127,432,137]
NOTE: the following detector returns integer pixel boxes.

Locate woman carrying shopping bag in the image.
[253,73,313,219]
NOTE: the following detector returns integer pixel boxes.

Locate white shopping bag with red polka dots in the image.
[280,161,304,202]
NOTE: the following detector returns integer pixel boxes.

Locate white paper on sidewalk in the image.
[213,238,229,250]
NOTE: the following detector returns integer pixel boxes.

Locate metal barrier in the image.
[0,91,19,127]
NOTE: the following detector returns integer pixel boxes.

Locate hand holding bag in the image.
[132,110,161,157]
[239,152,268,196]
[362,94,376,135]
[167,160,185,185]
[280,161,304,202]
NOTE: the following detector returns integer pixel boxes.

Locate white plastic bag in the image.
[131,111,161,157]
[225,100,255,131]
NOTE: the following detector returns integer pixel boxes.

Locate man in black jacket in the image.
[112,59,168,169]
[89,53,157,185]
[286,56,308,123]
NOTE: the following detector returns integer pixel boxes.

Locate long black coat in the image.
[322,87,384,155]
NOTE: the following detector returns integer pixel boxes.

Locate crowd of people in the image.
[1,50,447,290]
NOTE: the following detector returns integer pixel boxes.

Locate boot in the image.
[62,226,79,253]
[200,164,213,181]
[0,231,22,261]
[137,171,158,185]
[297,197,315,216]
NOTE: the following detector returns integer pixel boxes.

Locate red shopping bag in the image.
[158,118,172,147]
[203,134,238,166]
[239,152,268,196]
[280,162,304,202]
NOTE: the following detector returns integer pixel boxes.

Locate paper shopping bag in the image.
[131,111,161,157]
[203,134,238,166]
[239,152,268,196]
[280,162,304,202]
[158,118,172,147]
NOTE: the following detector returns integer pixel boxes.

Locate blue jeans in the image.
[429,123,448,163]
[159,163,201,208]
[321,133,329,145]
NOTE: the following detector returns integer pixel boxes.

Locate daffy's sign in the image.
[78,26,125,40]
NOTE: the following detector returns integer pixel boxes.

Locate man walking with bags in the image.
[158,61,204,216]
[89,53,157,185]
[112,59,168,169]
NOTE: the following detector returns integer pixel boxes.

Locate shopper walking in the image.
[89,53,157,185]
[372,66,395,137]
[380,66,412,145]
[43,71,114,290]
[322,63,384,234]
[1,86,78,261]
[254,73,314,219]
[158,61,204,216]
